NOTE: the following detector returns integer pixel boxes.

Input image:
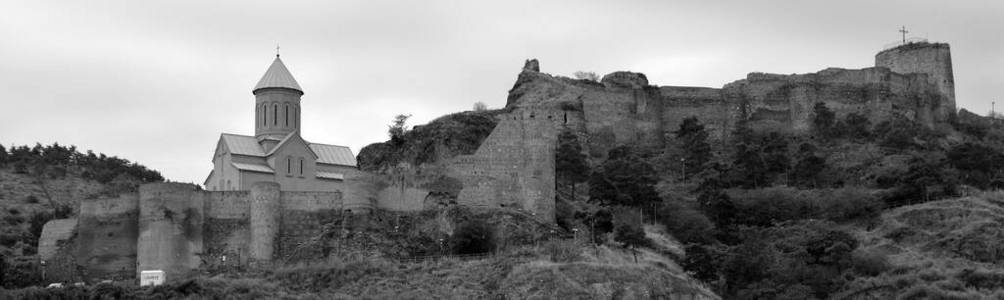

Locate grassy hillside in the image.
[0,143,163,288]
[834,191,1004,299]
[1,229,718,299]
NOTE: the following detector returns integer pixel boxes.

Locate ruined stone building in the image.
[39,41,956,283]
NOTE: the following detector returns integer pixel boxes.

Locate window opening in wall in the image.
[299,158,304,175]
[285,105,289,126]
[273,104,278,126]
[287,157,291,174]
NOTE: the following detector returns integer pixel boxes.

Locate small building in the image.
[204,55,357,192]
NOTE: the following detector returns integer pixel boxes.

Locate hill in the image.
[0,143,163,288]
[835,191,1004,298]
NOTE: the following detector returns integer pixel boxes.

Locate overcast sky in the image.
[1,0,1001,184]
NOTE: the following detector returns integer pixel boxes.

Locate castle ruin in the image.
[39,41,956,283]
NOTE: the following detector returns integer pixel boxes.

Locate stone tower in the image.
[254,55,304,150]
[875,42,955,120]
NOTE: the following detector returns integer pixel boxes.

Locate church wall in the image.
[239,171,276,191]
[316,164,357,176]
[255,89,302,139]
[76,194,139,281]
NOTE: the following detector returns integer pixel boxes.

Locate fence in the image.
[882,37,929,50]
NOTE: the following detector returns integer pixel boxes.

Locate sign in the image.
[140,270,165,286]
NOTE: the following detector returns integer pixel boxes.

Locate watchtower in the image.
[875,41,955,120]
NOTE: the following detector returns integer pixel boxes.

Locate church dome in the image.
[253,56,303,94]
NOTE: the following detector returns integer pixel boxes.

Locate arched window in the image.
[273,104,278,126]
[299,157,304,175]
[285,105,290,127]
[262,104,267,126]
[286,157,292,174]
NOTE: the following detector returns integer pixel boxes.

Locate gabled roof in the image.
[310,143,357,166]
[215,132,356,167]
[220,133,266,156]
[232,162,275,174]
[265,130,319,159]
[254,56,302,94]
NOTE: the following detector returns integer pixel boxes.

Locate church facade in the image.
[203,56,357,192]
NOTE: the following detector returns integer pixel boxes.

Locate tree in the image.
[555,129,590,201]
[0,144,6,166]
[588,146,659,207]
[573,71,599,82]
[472,101,488,111]
[812,102,835,137]
[839,113,871,139]
[388,114,411,146]
[675,117,712,180]
[947,142,1004,189]
[792,143,826,188]
[731,122,790,188]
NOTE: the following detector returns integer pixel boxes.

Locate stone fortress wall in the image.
[39,41,957,283]
[40,181,378,282]
[449,108,559,223]
[499,42,955,160]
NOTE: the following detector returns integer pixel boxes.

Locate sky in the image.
[1,0,1001,184]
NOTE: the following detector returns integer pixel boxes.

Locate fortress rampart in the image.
[40,41,957,283]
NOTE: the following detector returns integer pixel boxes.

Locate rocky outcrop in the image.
[601,71,649,89]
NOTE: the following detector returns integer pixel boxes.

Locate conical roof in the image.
[253,56,302,94]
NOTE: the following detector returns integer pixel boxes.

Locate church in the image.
[203,55,357,192]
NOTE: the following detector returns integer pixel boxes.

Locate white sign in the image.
[140,270,165,286]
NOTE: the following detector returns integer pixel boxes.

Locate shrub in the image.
[655,201,715,244]
[450,219,496,255]
[542,240,581,263]
[820,188,883,222]
[850,249,892,276]
[270,258,390,292]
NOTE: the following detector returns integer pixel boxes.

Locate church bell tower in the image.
[253,54,304,149]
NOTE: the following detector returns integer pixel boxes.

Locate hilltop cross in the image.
[899,26,909,43]
[276,43,280,58]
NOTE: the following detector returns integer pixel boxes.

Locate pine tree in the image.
[675,117,712,180]
[813,102,835,137]
[588,146,659,207]
[555,129,590,201]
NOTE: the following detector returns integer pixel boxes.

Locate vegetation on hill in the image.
[0,142,164,289]
[357,109,504,172]
[604,105,1004,299]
